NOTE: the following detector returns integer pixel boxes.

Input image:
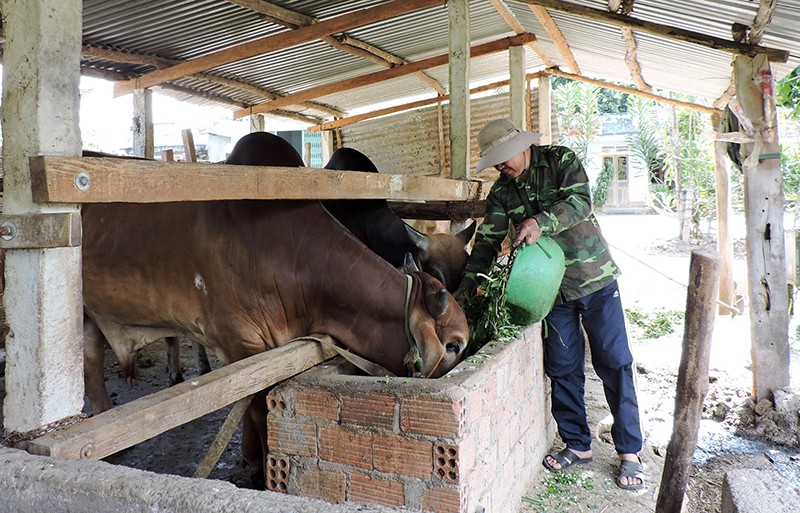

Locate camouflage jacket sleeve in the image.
[531,147,592,236]
[461,188,509,285]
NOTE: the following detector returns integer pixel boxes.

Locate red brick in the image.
[373,433,432,479]
[296,467,346,504]
[319,425,373,469]
[341,393,395,430]
[466,374,497,424]
[293,388,339,420]
[400,396,465,437]
[350,471,405,508]
[267,417,316,457]
[421,486,464,513]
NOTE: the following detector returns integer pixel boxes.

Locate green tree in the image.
[777,65,800,120]
[626,96,665,182]
[553,81,601,165]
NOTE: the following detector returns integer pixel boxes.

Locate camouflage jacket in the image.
[463,144,620,302]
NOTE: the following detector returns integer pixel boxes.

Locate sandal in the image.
[542,447,593,473]
[616,458,645,490]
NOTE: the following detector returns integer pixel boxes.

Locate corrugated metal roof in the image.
[74,0,800,125]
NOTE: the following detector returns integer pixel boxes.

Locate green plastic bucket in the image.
[504,237,566,325]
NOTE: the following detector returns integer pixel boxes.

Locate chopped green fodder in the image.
[625,306,684,339]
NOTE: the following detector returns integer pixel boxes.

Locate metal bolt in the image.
[75,172,91,191]
[0,221,16,241]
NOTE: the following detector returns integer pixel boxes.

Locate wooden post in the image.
[735,53,789,401]
[1,0,84,433]
[250,113,265,133]
[320,130,335,163]
[509,44,526,129]
[182,128,198,162]
[132,88,154,159]
[538,75,552,144]
[448,0,469,180]
[159,149,175,162]
[303,141,312,166]
[712,112,736,315]
[656,249,721,513]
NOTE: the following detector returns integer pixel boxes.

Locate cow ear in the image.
[424,287,449,318]
[403,252,420,273]
[456,221,477,246]
[404,224,431,252]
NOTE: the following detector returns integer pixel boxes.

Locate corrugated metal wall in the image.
[339,86,558,177]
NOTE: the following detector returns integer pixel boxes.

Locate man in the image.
[456,118,645,490]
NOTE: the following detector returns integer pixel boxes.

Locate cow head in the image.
[404,222,476,292]
[404,271,469,378]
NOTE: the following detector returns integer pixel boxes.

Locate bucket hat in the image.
[475,118,540,172]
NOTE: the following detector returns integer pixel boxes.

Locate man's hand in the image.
[513,218,541,247]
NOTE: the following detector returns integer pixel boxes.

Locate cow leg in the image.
[242,390,269,488]
[83,316,112,415]
[165,337,184,385]
[193,341,212,374]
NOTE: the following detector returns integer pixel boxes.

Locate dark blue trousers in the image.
[543,280,643,455]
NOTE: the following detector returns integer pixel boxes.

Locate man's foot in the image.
[542,447,593,472]
[616,454,645,490]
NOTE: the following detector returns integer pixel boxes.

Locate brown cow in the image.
[81,199,469,486]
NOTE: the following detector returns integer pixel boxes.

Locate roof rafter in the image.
[113,0,447,97]
[517,0,789,62]
[83,45,344,118]
[607,0,652,92]
[233,33,537,118]
[230,0,446,95]
[487,0,556,68]
[527,4,581,74]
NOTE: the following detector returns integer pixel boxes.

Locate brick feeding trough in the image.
[264,324,554,513]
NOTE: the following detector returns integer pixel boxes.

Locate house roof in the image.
[75,0,799,127]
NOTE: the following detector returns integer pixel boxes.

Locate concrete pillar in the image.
[508,45,526,130]
[1,0,84,432]
[538,76,553,144]
[250,114,265,133]
[448,0,470,180]
[132,88,154,158]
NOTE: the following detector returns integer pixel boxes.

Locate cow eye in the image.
[446,340,463,354]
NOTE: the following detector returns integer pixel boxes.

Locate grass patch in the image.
[626,306,684,339]
[522,472,595,512]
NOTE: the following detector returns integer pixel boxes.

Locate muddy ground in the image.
[2,213,800,512]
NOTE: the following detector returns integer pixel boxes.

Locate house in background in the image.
[584,114,652,213]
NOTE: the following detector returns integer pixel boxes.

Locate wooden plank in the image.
[27,338,339,460]
[656,249,721,513]
[389,200,486,220]
[234,33,537,118]
[113,0,446,96]
[28,156,477,203]
[517,0,789,62]
[182,129,198,163]
[0,213,81,249]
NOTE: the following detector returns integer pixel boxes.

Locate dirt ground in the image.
[521,213,800,513]
[2,212,800,512]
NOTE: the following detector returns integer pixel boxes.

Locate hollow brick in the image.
[373,433,432,479]
[267,417,316,457]
[341,393,395,430]
[319,425,373,469]
[400,396,465,438]
[350,471,405,508]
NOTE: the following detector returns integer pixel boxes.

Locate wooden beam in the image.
[27,338,338,459]
[113,0,446,96]
[28,156,477,204]
[620,27,652,92]
[488,0,557,68]
[235,33,537,118]
[389,200,487,220]
[517,0,789,62]
[528,4,581,74]
[544,68,720,116]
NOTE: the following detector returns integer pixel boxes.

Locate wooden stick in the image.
[27,338,338,460]
[193,396,251,479]
[655,249,721,513]
[516,0,789,62]
[528,4,581,74]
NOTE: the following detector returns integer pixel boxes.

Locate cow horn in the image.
[404,224,431,252]
[456,221,477,246]
[403,252,420,273]
[425,287,449,318]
